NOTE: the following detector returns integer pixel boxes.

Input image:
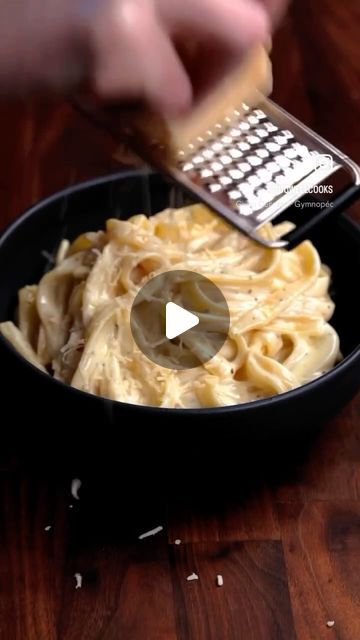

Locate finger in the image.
[136,7,193,114]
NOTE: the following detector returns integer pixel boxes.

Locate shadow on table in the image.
[0,411,328,547]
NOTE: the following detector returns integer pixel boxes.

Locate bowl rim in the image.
[1,169,359,416]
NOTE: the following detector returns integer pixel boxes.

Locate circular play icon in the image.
[130,270,230,370]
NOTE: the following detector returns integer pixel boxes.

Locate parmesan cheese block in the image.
[121,44,273,162]
[164,44,273,153]
[74,43,273,165]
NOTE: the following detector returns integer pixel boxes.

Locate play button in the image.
[165,302,199,340]
[130,270,230,370]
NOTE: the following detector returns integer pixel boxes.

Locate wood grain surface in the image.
[0,0,359,638]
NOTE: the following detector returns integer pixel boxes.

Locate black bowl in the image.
[0,170,359,442]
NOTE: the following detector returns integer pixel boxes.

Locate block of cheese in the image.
[166,44,273,152]
[74,43,273,166]
[120,43,273,162]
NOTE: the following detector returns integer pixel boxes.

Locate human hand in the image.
[0,0,288,114]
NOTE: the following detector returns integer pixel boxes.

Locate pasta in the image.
[0,204,341,408]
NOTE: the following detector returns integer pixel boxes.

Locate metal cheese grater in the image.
[146,99,360,249]
[76,96,360,249]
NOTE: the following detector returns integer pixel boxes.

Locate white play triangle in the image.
[165,302,199,340]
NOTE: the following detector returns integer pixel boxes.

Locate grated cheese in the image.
[71,478,82,501]
[186,573,199,582]
[138,526,164,540]
[74,573,83,589]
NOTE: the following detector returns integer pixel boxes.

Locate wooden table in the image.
[0,1,359,638]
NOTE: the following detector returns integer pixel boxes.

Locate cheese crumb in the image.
[216,574,224,587]
[138,526,163,540]
[74,573,83,590]
[186,573,199,582]
[71,479,82,501]
[326,621,335,628]
[174,539,182,545]
[44,525,52,532]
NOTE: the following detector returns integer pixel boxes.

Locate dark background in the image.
[0,1,359,638]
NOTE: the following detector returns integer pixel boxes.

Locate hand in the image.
[0,0,288,114]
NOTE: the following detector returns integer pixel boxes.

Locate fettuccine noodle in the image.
[0,204,341,407]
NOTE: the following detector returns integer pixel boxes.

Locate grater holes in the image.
[177,105,318,225]
[211,161,224,172]
[265,161,281,174]
[246,135,261,145]
[253,109,266,119]
[283,166,296,181]
[200,168,214,179]
[256,148,270,159]
[266,142,281,153]
[229,128,241,138]
[229,169,244,180]
[256,168,273,183]
[219,155,232,165]
[275,155,291,169]
[239,183,253,196]
[255,129,269,139]
[221,135,233,144]
[247,155,262,167]
[238,162,252,173]
[209,183,223,193]
[238,204,253,216]
[274,135,289,146]
[256,187,270,202]
[248,175,262,188]
[228,189,242,200]
[229,148,243,159]
[292,142,311,157]
[212,141,224,153]
[264,122,278,133]
[219,176,233,187]
[202,149,215,160]
[284,148,298,159]
[274,173,289,186]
